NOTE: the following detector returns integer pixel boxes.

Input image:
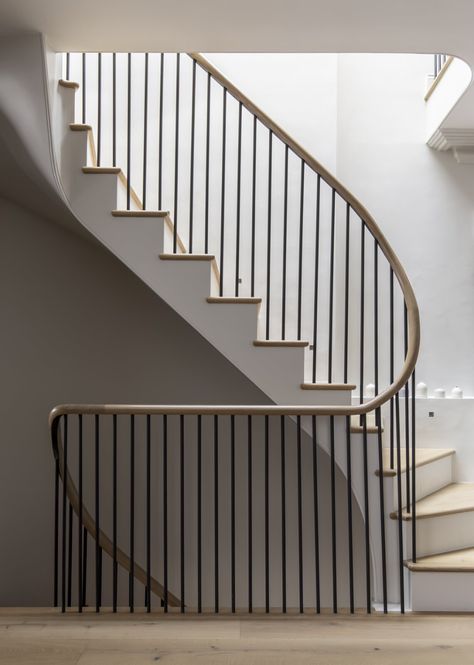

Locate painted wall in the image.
[336,53,474,397]
[0,196,365,607]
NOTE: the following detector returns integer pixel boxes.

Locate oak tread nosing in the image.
[406,546,474,573]
[301,383,357,391]
[159,253,215,261]
[59,78,79,89]
[377,447,455,477]
[82,166,121,174]
[253,340,309,348]
[112,210,169,218]
[391,483,474,521]
[207,297,262,304]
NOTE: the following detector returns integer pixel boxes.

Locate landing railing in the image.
[50,401,416,615]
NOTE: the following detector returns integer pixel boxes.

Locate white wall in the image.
[337,53,474,397]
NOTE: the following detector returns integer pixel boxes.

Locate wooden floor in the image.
[2,609,474,664]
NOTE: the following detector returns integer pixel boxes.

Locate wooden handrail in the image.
[189,53,420,412]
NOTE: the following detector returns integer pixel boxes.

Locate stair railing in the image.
[54,52,421,614]
[50,400,416,615]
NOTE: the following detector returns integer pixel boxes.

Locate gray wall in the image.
[0,197,365,608]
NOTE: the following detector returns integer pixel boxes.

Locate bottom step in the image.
[408,547,474,611]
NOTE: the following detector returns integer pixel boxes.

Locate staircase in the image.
[46,50,430,614]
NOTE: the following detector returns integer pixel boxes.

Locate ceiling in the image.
[0,0,473,64]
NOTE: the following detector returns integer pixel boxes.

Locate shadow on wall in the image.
[0,197,364,607]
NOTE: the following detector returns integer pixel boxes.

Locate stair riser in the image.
[410,571,474,611]
[391,455,453,509]
[415,510,474,557]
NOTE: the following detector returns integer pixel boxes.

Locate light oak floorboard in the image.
[2,611,474,664]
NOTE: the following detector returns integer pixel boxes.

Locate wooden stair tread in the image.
[391,483,474,521]
[207,297,262,304]
[159,253,214,261]
[301,382,356,391]
[112,210,169,218]
[377,448,455,477]
[350,414,383,434]
[82,167,121,174]
[59,79,79,89]
[70,123,92,131]
[406,547,474,573]
[253,340,309,348]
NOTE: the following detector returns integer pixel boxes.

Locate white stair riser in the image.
[410,571,474,611]
[415,510,474,557]
[391,455,453,509]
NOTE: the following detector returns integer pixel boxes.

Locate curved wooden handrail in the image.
[189,52,420,411]
[51,419,181,607]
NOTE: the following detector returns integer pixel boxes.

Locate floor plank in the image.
[1,610,474,664]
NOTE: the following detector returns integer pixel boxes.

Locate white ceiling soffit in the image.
[0,0,473,65]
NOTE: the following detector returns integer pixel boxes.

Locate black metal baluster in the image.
[404,305,411,511]
[311,176,321,383]
[204,72,211,253]
[312,416,321,613]
[214,414,219,613]
[395,393,405,613]
[360,221,365,407]
[362,414,371,613]
[82,527,88,608]
[248,415,253,613]
[281,146,289,339]
[231,415,236,613]
[126,53,131,210]
[112,53,116,167]
[297,161,305,340]
[345,416,354,614]
[54,454,59,607]
[235,103,242,296]
[129,414,135,613]
[197,415,202,613]
[297,416,304,613]
[280,416,287,613]
[344,203,350,384]
[219,88,227,296]
[95,414,101,612]
[67,503,73,607]
[61,415,67,613]
[97,53,102,167]
[66,52,70,80]
[328,189,336,382]
[158,53,164,210]
[330,416,338,613]
[344,205,354,613]
[78,414,83,613]
[112,414,117,613]
[265,131,273,339]
[189,59,196,252]
[374,240,388,613]
[412,370,417,563]
[180,415,185,613]
[390,268,395,469]
[81,53,86,125]
[173,53,180,252]
[251,116,257,297]
[146,414,151,612]
[264,415,270,613]
[163,414,169,612]
[142,53,149,210]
